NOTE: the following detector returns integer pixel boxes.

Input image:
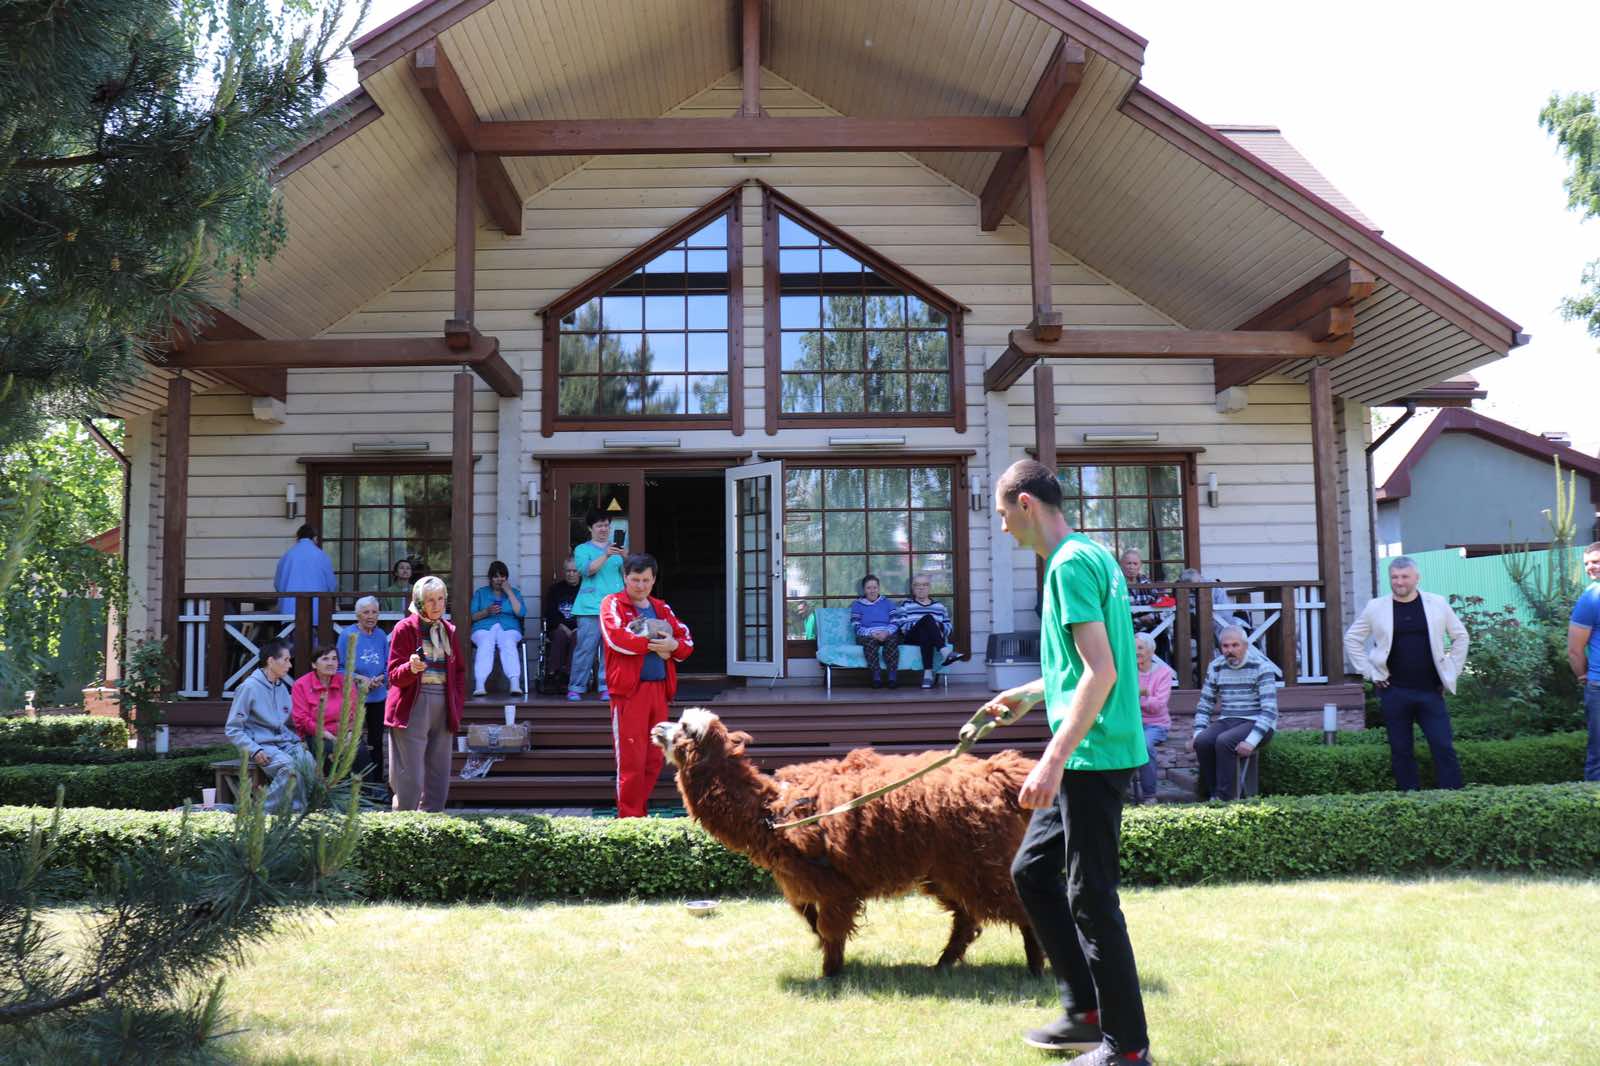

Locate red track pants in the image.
[612,680,669,817]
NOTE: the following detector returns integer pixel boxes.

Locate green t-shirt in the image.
[1040,533,1147,771]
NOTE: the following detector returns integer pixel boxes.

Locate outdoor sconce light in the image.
[827,434,905,447]
[969,472,984,513]
[527,477,540,518]
[1081,430,1159,444]
[285,483,301,522]
[1206,472,1220,509]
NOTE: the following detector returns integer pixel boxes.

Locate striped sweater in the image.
[891,598,953,640]
[1193,647,1280,746]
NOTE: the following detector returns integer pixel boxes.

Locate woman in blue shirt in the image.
[339,595,391,775]
[568,509,626,701]
[850,574,901,689]
[469,560,526,696]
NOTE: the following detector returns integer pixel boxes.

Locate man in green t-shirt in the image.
[979,459,1151,1065]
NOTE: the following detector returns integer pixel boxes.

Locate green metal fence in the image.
[1377,548,1580,621]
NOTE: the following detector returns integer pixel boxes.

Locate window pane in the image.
[1116,498,1151,529]
[867,510,908,552]
[1082,498,1114,529]
[358,476,389,505]
[687,375,728,415]
[559,333,599,374]
[867,467,909,509]
[1158,529,1186,562]
[1155,498,1184,529]
[645,294,685,330]
[908,331,949,370]
[646,333,686,373]
[594,377,635,416]
[602,294,642,331]
[1058,467,1081,497]
[824,511,865,553]
[687,214,727,247]
[777,214,814,246]
[1117,532,1150,560]
[912,510,952,551]
[562,296,601,329]
[685,249,726,276]
[913,553,954,594]
[1079,465,1113,496]
[909,373,948,412]
[323,476,344,508]
[820,246,862,276]
[865,294,905,328]
[1084,530,1115,552]
[869,553,912,595]
[780,331,818,372]
[781,373,821,413]
[786,469,821,510]
[780,247,818,277]
[358,539,387,575]
[1063,500,1082,528]
[823,332,862,371]
[910,468,952,509]
[1115,466,1149,495]
[823,373,864,413]
[823,294,864,328]
[865,331,907,371]
[393,475,425,506]
[558,377,594,415]
[645,249,684,274]
[824,467,864,508]
[785,554,822,598]
[1151,465,1182,496]
[686,294,726,329]
[787,598,817,640]
[865,373,906,413]
[643,376,684,415]
[602,333,643,373]
[323,510,342,541]
[784,511,823,554]
[780,295,821,329]
[825,554,866,596]
[907,296,948,327]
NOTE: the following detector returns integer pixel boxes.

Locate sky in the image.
[337,0,1598,462]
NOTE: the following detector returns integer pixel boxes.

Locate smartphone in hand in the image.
[611,528,626,549]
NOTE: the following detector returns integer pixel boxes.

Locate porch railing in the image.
[1132,581,1328,687]
[176,591,447,700]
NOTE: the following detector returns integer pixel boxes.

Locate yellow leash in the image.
[768,704,1024,831]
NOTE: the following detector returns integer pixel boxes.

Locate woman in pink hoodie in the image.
[1133,632,1173,805]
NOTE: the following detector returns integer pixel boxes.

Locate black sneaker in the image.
[942,650,971,666]
[1021,1012,1101,1053]
[1064,1043,1153,1065]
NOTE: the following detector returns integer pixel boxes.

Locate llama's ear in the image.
[726,730,753,755]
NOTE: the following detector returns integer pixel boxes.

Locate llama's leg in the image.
[1021,923,1046,978]
[790,899,819,935]
[934,899,982,971]
[815,898,861,978]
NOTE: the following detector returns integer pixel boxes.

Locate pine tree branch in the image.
[11,153,112,170]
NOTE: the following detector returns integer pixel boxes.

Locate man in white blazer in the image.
[1343,556,1470,790]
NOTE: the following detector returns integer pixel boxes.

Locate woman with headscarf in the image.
[384,575,465,811]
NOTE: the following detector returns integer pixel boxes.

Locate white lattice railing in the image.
[1131,582,1327,686]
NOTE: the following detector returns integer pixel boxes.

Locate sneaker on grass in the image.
[1022,1012,1101,1053]
[1058,1043,1153,1064]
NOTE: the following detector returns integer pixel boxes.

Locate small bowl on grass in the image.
[685,899,719,917]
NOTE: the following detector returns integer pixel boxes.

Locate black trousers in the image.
[1010,768,1149,1054]
[1193,718,1267,800]
[364,700,386,776]
[1379,685,1462,790]
[903,614,945,670]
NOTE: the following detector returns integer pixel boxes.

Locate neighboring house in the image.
[1376,409,1600,555]
[98,1,1525,786]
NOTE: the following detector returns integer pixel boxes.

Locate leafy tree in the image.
[0,0,370,449]
[1540,91,1600,340]
[0,421,124,707]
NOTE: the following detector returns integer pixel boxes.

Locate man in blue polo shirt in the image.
[1567,542,1600,781]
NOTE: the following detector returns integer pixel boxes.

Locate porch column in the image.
[160,374,191,677]
[1026,144,1062,341]
[1309,363,1345,675]
[1033,363,1056,472]
[452,370,474,669]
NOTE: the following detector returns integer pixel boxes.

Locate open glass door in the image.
[725,460,784,678]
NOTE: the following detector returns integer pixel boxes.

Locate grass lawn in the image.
[222,876,1600,1066]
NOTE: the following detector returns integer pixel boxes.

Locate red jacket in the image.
[384,612,466,732]
[290,671,349,739]
[599,592,694,701]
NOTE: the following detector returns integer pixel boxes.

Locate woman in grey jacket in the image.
[224,638,316,812]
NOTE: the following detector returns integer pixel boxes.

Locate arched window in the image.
[761,186,966,433]
[540,188,742,435]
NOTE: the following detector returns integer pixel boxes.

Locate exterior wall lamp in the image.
[1206,471,1220,508]
[285,483,301,522]
[527,476,540,518]
[969,472,985,513]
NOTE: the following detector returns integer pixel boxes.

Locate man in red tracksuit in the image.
[599,552,694,817]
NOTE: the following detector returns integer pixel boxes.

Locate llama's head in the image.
[651,708,752,770]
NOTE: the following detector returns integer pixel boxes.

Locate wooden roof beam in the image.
[1213,259,1376,393]
[471,115,1029,155]
[740,0,764,117]
[411,41,523,235]
[986,327,1352,392]
[979,39,1087,232]
[165,330,522,398]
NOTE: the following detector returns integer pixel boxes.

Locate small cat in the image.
[626,617,674,640]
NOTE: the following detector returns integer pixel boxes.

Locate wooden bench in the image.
[210,758,268,804]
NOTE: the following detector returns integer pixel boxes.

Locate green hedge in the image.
[0,747,232,810]
[0,745,163,767]
[1259,730,1587,796]
[0,715,129,750]
[3,783,1596,901]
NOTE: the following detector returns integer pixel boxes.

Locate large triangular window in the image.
[540,188,742,435]
[762,186,965,433]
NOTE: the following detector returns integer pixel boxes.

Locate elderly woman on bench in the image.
[850,574,900,689]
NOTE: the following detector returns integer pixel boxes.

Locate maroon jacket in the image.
[384,612,466,732]
[599,592,693,701]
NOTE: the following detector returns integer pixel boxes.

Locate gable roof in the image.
[1376,408,1600,503]
[110,0,1526,417]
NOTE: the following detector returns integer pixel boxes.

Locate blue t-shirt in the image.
[469,584,526,635]
[635,604,668,682]
[338,625,389,703]
[1571,583,1600,682]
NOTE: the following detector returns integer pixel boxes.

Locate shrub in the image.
[1260,730,1587,796]
[0,714,129,750]
[2,784,1596,901]
[1446,596,1584,738]
[0,744,166,767]
[0,746,231,809]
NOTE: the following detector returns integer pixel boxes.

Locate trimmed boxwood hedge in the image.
[0,747,233,810]
[1259,730,1587,796]
[0,715,129,750]
[2,783,1596,902]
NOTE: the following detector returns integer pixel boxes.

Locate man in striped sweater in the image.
[1187,625,1279,800]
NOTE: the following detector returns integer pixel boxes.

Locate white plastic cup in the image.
[503,705,516,726]
[457,736,467,752]
[201,787,217,806]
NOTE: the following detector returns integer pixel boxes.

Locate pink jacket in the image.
[1138,662,1174,728]
[290,671,348,739]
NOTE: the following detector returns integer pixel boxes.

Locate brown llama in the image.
[652,708,1044,979]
